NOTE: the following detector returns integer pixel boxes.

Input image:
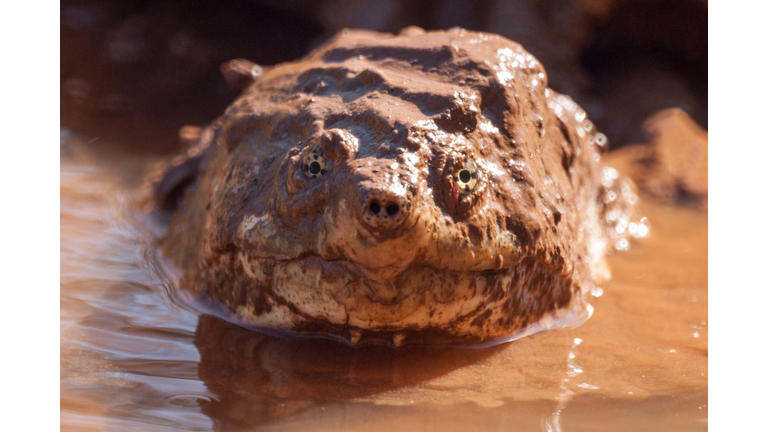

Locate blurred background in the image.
[60,0,707,154]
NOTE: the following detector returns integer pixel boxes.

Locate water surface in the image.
[60,143,707,431]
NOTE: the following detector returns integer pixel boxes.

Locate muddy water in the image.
[60,144,707,432]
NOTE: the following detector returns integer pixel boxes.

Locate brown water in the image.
[60,143,707,431]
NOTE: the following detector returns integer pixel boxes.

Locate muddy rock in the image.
[606,108,707,209]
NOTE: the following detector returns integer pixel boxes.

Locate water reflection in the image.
[194,315,503,428]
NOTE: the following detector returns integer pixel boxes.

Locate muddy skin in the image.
[153,28,634,346]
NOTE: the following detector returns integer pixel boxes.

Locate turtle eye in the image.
[301,143,328,179]
[453,159,479,194]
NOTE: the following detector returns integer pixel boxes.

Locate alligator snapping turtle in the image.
[152,27,634,346]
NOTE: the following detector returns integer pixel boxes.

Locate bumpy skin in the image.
[156,28,625,346]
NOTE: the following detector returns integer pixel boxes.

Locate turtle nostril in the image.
[369,201,381,215]
[362,193,408,228]
[385,203,400,216]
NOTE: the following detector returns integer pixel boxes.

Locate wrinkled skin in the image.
[154,28,632,346]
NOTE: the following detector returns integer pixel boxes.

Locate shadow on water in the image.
[193,314,504,428]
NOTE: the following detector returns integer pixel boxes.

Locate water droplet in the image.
[636,223,649,238]
[628,222,638,235]
[601,167,619,187]
[594,133,607,147]
[615,215,629,234]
